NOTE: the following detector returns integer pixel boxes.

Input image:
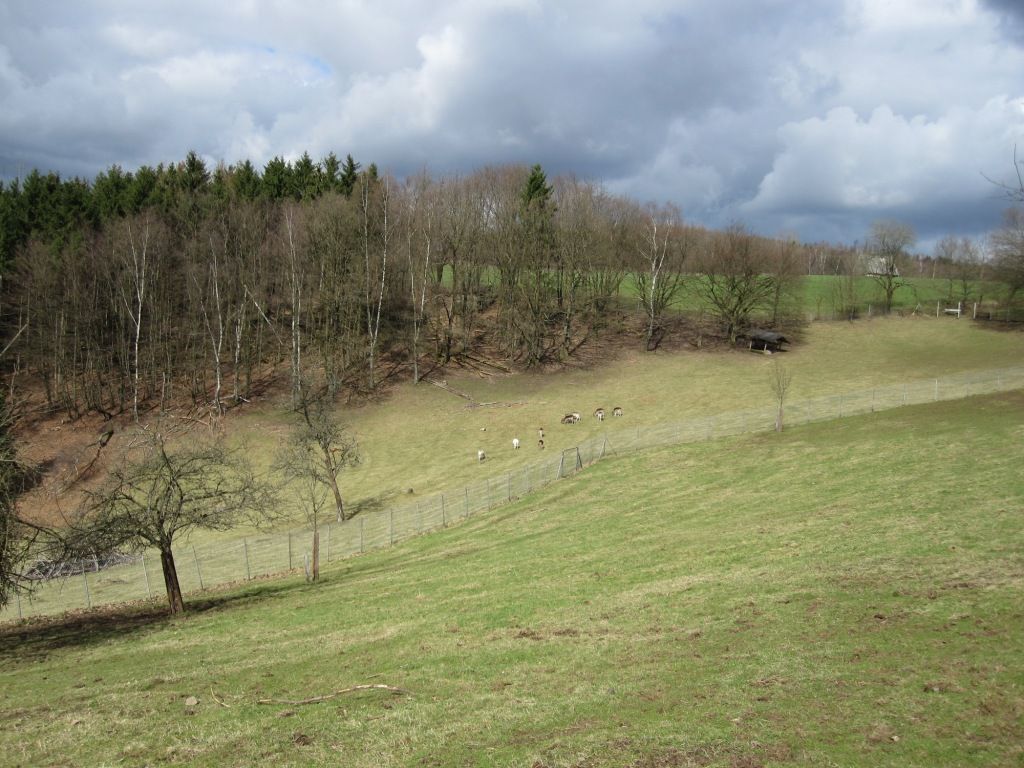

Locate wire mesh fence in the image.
[5,363,1024,622]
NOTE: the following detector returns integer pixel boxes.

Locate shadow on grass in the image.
[0,574,311,661]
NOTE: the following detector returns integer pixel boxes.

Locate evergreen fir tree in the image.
[339,154,361,197]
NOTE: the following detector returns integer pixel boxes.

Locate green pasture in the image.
[230,317,1024,534]
[3,391,1022,766]
[440,265,1007,316]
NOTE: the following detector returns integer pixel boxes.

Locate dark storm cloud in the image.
[982,0,1024,43]
[0,0,1021,252]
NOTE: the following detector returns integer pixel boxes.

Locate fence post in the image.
[325,524,331,563]
[192,545,204,590]
[934,379,939,401]
[464,487,470,517]
[243,538,251,581]
[15,589,22,620]
[389,508,395,546]
[936,301,940,318]
[441,494,447,527]
[557,453,564,480]
[142,553,152,597]
[359,517,365,554]
[507,472,512,502]
[871,389,875,412]
[839,395,844,418]
[903,384,907,406]
[82,569,91,608]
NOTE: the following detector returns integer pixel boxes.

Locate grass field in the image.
[233,317,1024,530]
[2,391,1022,766]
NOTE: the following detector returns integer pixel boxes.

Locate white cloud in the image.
[746,97,1024,214]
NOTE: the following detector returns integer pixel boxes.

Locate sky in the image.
[1,0,1022,252]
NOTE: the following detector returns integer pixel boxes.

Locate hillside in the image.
[16,316,1024,540]
[2,391,1022,766]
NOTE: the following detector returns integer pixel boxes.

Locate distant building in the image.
[743,330,788,353]
[866,257,899,277]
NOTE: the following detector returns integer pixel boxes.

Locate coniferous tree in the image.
[340,154,361,197]
[232,159,262,201]
[263,156,292,199]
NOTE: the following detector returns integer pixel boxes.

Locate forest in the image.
[0,150,1011,422]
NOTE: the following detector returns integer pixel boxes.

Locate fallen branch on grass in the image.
[256,684,409,706]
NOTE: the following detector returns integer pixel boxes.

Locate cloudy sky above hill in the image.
[1,0,1022,251]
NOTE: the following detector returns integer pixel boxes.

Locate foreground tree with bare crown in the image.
[81,427,278,614]
[0,389,47,610]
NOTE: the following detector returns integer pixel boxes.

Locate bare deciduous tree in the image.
[991,207,1024,302]
[631,202,686,351]
[275,397,359,581]
[867,220,915,313]
[81,428,277,614]
[694,224,776,344]
[769,361,793,432]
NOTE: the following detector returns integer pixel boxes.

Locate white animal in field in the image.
[477,450,486,462]
[612,406,623,417]
[538,427,544,439]
[560,412,581,425]
[594,408,605,421]
[512,438,520,450]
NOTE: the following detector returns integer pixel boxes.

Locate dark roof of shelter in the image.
[746,330,788,344]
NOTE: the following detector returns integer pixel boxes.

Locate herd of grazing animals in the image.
[477,407,623,462]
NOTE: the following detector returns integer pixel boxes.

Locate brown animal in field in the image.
[538,438,545,450]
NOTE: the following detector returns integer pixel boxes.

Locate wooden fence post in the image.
[192,545,204,590]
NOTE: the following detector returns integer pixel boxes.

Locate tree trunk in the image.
[311,529,320,582]
[160,547,186,615]
[327,472,346,522]
[775,403,784,432]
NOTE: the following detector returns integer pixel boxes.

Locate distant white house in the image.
[866,256,899,277]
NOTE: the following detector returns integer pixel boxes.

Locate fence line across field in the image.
[6,363,1024,622]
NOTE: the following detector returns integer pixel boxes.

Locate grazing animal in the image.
[477,450,486,462]
[538,438,545,450]
[561,412,581,425]
[538,427,544,439]
[512,438,520,450]
[594,408,605,421]
[613,406,623,417]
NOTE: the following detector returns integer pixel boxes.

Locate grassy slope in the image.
[2,392,1022,767]
[235,318,1024,529]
